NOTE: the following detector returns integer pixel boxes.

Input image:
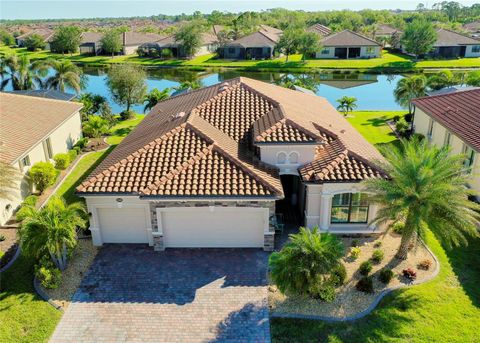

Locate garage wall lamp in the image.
[116,198,124,208]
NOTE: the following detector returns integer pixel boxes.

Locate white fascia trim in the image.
[148,197,277,202]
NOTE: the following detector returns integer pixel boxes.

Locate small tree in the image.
[24,34,46,51]
[143,88,170,113]
[50,26,82,54]
[276,28,301,62]
[269,227,344,297]
[101,29,123,57]
[0,29,15,46]
[426,70,458,91]
[297,31,321,60]
[107,64,147,115]
[99,102,116,128]
[394,75,427,114]
[29,162,57,194]
[174,22,203,58]
[82,116,110,138]
[466,70,480,87]
[401,19,437,59]
[336,96,358,116]
[19,195,87,270]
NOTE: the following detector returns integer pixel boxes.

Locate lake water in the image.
[5,67,404,113]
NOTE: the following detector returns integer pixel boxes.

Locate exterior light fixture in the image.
[116,198,124,208]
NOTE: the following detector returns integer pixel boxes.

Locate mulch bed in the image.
[83,138,109,152]
[0,228,18,269]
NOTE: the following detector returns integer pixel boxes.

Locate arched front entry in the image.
[276,174,304,225]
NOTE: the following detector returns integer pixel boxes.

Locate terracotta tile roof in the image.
[307,24,332,36]
[434,28,479,46]
[321,30,381,47]
[78,77,384,196]
[0,93,82,164]
[412,88,480,151]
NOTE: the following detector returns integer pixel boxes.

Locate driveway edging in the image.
[271,239,440,322]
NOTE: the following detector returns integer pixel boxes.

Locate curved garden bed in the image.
[269,232,439,320]
[0,228,20,271]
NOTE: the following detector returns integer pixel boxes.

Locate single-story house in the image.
[76,77,387,251]
[463,20,480,37]
[306,23,332,37]
[374,24,403,48]
[220,25,283,60]
[121,31,164,55]
[15,28,55,49]
[315,30,382,59]
[428,28,480,58]
[412,88,479,200]
[0,93,83,225]
[79,32,103,55]
[6,89,76,101]
[141,30,219,58]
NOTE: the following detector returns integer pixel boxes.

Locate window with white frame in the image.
[472,45,480,53]
[277,152,287,164]
[427,118,435,138]
[462,144,476,172]
[19,155,31,171]
[444,131,451,146]
[330,193,369,224]
[366,47,376,54]
[321,48,330,55]
[45,137,53,159]
[288,152,299,164]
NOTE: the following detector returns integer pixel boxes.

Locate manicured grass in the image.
[0,255,62,343]
[271,231,480,342]
[2,46,479,70]
[106,114,145,145]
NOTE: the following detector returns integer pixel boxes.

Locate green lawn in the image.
[0,115,145,343]
[271,110,480,342]
[2,46,479,70]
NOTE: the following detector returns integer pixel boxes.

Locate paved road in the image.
[50,245,270,343]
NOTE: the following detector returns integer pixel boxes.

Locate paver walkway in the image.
[50,245,270,343]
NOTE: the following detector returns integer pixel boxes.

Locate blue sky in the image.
[0,0,478,20]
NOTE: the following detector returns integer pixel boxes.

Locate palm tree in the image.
[143,88,170,113]
[0,159,21,201]
[1,53,41,90]
[174,80,202,92]
[269,227,344,296]
[394,75,427,114]
[39,59,85,93]
[364,139,480,260]
[82,116,110,138]
[336,96,358,116]
[19,196,87,270]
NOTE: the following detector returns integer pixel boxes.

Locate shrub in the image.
[53,153,70,170]
[356,276,374,293]
[417,259,432,270]
[29,162,57,194]
[309,279,336,302]
[371,249,384,264]
[161,48,173,59]
[350,247,361,260]
[82,116,110,138]
[68,149,78,162]
[411,133,424,141]
[351,239,359,247]
[404,113,413,122]
[120,109,136,121]
[395,118,409,137]
[373,241,382,248]
[402,268,417,280]
[0,234,5,242]
[379,268,395,284]
[330,263,347,287]
[393,115,400,122]
[359,261,373,276]
[16,195,38,221]
[23,195,38,206]
[36,265,62,289]
[74,137,89,150]
[392,221,405,234]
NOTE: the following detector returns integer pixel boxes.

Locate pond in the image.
[5,67,405,113]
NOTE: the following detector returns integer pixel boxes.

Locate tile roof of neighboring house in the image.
[463,21,480,33]
[375,24,401,36]
[412,88,480,151]
[321,30,381,47]
[17,28,55,42]
[80,31,103,44]
[321,79,377,89]
[0,93,82,164]
[122,32,164,46]
[434,28,480,46]
[77,77,384,197]
[6,89,76,101]
[154,31,218,48]
[307,24,332,37]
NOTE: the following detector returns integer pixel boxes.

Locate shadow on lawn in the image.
[442,235,480,308]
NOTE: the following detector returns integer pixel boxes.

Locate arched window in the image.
[277,152,287,164]
[288,152,299,164]
[330,193,369,223]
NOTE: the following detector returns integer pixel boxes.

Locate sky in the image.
[0,0,478,20]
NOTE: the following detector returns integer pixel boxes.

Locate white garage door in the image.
[97,208,148,243]
[160,207,266,248]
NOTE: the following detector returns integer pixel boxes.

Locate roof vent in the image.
[218,82,230,93]
[171,111,186,120]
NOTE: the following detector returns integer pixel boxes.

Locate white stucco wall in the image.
[258,144,317,175]
[465,44,480,58]
[315,46,336,59]
[413,107,479,196]
[48,111,82,153]
[315,46,381,59]
[360,46,381,58]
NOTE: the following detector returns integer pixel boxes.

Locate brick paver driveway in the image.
[50,245,270,343]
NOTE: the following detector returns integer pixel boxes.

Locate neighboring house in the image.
[315,30,382,59]
[6,89,76,101]
[142,30,219,58]
[121,32,164,55]
[425,28,480,58]
[463,20,480,37]
[374,24,401,39]
[0,93,83,225]
[412,88,480,200]
[306,23,332,37]
[76,77,386,251]
[79,32,103,55]
[220,25,283,60]
[374,24,403,48]
[318,73,378,89]
[16,28,55,49]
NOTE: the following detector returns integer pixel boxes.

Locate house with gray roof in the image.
[79,32,103,55]
[315,30,382,59]
[429,28,480,58]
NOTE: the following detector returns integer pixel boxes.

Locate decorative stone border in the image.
[0,245,21,273]
[33,275,64,312]
[270,239,440,322]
